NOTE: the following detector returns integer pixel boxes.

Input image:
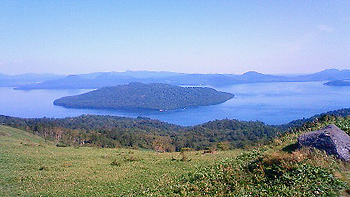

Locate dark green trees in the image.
[54,82,234,110]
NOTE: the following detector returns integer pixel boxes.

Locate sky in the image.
[1,0,350,75]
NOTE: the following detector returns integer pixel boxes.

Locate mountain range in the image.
[1,69,349,89]
[0,73,63,87]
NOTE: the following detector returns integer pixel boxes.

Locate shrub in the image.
[217,141,230,150]
[124,155,140,162]
[172,149,347,196]
[180,148,191,162]
[56,141,68,147]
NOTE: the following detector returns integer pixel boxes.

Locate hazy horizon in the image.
[1,1,349,75]
[1,67,349,77]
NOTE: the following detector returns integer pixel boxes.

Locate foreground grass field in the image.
[0,125,241,196]
[1,116,350,196]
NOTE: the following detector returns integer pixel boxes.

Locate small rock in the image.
[297,124,350,161]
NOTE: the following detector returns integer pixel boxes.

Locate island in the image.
[324,80,350,86]
[53,82,234,111]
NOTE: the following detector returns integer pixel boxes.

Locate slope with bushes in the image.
[156,114,350,196]
[0,115,279,151]
[0,125,242,196]
[1,113,350,196]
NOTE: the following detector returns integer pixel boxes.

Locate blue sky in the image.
[1,0,349,75]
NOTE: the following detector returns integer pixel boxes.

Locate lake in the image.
[1,81,350,126]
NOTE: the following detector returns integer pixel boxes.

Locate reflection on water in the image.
[0,81,350,126]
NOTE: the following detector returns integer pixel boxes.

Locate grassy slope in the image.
[0,125,241,196]
[1,115,350,196]
[170,116,350,196]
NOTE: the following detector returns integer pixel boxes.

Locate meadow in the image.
[1,114,350,196]
[0,125,241,196]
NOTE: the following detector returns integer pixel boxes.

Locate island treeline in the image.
[54,82,234,110]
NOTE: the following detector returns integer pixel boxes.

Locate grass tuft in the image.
[110,160,121,166]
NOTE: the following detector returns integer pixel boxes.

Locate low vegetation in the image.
[165,113,350,196]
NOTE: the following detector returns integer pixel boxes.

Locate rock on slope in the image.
[298,124,350,161]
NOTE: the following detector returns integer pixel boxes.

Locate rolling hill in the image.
[1,112,349,196]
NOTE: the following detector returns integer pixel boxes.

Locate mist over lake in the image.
[1,81,350,126]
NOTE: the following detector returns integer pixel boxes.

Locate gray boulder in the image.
[297,124,350,161]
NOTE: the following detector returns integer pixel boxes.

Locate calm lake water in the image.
[1,81,350,126]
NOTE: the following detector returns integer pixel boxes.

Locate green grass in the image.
[0,125,241,196]
[1,116,350,196]
[169,117,350,196]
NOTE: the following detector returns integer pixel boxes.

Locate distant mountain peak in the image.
[242,71,263,76]
[63,75,83,82]
[66,74,81,78]
[318,68,340,74]
[325,68,339,71]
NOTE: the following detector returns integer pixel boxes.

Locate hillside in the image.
[0,124,243,196]
[0,115,278,151]
[170,115,350,196]
[1,115,349,196]
[2,108,350,152]
[53,82,234,111]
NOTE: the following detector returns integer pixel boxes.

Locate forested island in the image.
[54,82,234,111]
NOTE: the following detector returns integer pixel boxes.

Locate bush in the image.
[124,155,140,162]
[56,141,68,147]
[180,148,191,161]
[172,149,347,196]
